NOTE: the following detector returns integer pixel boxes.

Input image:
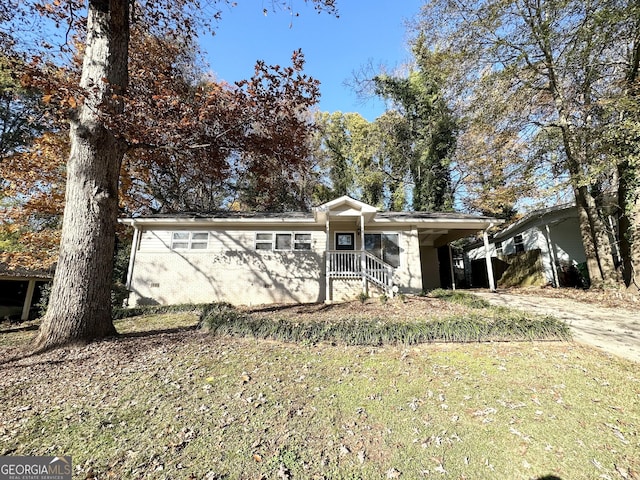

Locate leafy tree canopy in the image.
[0,0,338,350]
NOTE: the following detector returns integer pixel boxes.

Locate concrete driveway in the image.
[471,290,640,363]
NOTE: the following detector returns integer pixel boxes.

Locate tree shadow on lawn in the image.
[0,324,199,367]
[116,324,198,339]
[242,302,334,315]
[0,323,39,334]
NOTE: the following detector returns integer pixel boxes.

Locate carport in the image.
[0,264,53,321]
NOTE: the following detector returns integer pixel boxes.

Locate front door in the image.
[334,232,357,273]
[335,232,355,251]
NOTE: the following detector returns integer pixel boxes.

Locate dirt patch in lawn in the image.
[239,295,471,322]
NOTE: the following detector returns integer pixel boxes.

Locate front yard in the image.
[0,295,638,479]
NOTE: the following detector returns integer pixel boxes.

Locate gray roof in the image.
[377,211,497,221]
[463,202,576,250]
[0,262,55,279]
[124,209,497,222]
[493,202,575,241]
[132,210,314,220]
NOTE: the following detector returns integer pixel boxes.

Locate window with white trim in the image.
[364,233,400,267]
[275,233,292,251]
[294,233,312,251]
[495,241,503,256]
[171,231,209,250]
[255,232,312,251]
[255,233,273,250]
[514,234,525,253]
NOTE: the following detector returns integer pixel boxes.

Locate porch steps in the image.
[327,251,395,297]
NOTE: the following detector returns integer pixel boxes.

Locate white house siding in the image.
[464,206,586,287]
[465,243,495,262]
[396,226,424,293]
[548,216,586,265]
[128,227,326,306]
[122,197,499,306]
[500,213,585,285]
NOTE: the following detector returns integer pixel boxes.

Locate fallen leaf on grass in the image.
[277,464,290,479]
[386,467,401,478]
[434,464,447,474]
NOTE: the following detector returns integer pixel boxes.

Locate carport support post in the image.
[126,222,140,291]
[544,223,560,288]
[21,279,36,321]
[325,217,331,303]
[483,228,496,292]
[448,245,456,290]
[360,214,366,296]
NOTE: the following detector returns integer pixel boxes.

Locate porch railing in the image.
[327,250,394,295]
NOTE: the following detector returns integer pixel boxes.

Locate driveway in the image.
[471,290,640,363]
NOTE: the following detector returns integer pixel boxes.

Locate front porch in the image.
[326,250,396,300]
[313,196,502,303]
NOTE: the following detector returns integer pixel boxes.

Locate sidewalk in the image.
[471,290,640,363]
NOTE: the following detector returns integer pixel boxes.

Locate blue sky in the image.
[202,1,425,121]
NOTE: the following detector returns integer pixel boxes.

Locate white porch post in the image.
[544,223,560,287]
[360,213,366,295]
[448,245,456,291]
[483,228,496,292]
[126,222,141,291]
[325,217,331,303]
[21,279,36,321]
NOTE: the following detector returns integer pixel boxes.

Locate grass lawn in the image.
[0,300,638,479]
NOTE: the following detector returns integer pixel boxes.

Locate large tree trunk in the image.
[33,0,130,351]
[618,158,640,292]
[617,35,640,293]
[625,198,640,293]
[541,32,621,290]
[582,185,620,286]
[574,190,604,287]
[557,120,619,289]
[571,181,620,289]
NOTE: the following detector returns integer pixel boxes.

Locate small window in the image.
[255,233,273,250]
[275,233,292,250]
[171,232,189,249]
[255,232,312,251]
[171,232,209,250]
[514,234,525,253]
[495,241,503,256]
[294,233,312,251]
[191,232,209,250]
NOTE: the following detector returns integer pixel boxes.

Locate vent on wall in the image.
[149,283,160,288]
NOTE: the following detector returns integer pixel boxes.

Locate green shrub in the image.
[197,302,246,331]
[356,291,369,303]
[198,302,571,345]
[35,282,52,318]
